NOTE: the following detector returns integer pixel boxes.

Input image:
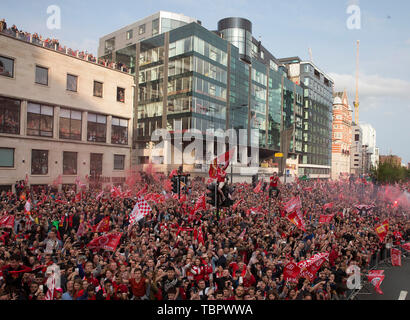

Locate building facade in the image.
[359,122,377,169]
[278,57,334,179]
[379,155,402,167]
[98,11,200,74]
[350,123,363,175]
[331,90,352,180]
[0,32,134,192]
[104,18,304,176]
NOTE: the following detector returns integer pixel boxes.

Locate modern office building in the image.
[278,57,334,179]
[359,122,377,169]
[350,123,363,175]
[331,90,352,180]
[98,11,201,74]
[0,31,134,192]
[104,16,304,176]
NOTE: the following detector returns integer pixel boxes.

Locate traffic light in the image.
[220,185,235,208]
[206,183,217,207]
[171,176,179,194]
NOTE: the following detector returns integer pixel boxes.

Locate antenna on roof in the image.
[308,48,313,62]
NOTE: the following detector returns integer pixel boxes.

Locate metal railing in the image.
[347,243,409,300]
[1,28,130,74]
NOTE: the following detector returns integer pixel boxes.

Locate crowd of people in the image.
[0,168,409,301]
[0,19,128,73]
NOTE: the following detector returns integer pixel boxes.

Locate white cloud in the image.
[329,72,410,103]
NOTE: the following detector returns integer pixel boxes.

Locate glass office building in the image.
[111,20,304,170]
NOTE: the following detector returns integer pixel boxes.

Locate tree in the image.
[371,161,409,183]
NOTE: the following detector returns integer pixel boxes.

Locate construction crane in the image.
[354,40,360,124]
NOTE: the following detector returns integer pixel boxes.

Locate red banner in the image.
[87,232,122,252]
[286,209,306,231]
[375,219,389,242]
[283,197,302,214]
[0,215,15,229]
[253,180,263,193]
[283,261,300,283]
[401,243,410,251]
[319,214,334,224]
[323,202,334,211]
[367,270,385,295]
[391,248,402,266]
[93,216,110,233]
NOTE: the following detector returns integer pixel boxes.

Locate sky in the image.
[1,0,410,164]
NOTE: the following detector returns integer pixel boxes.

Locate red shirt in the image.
[270,176,278,187]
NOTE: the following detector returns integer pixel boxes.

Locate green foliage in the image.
[371,161,410,183]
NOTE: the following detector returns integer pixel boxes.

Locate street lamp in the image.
[229,104,248,184]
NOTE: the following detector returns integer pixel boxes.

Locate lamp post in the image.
[229,104,248,184]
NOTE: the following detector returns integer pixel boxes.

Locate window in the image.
[114,154,125,170]
[0,96,20,134]
[67,74,78,92]
[355,134,360,142]
[63,151,77,175]
[27,103,53,137]
[35,66,48,85]
[31,150,48,175]
[126,29,133,40]
[93,81,103,97]
[0,148,14,167]
[139,24,145,35]
[152,18,159,35]
[104,37,115,53]
[111,117,128,145]
[117,87,125,102]
[0,55,14,78]
[87,113,107,142]
[90,153,103,176]
[59,108,82,140]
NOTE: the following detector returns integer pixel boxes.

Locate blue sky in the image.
[1,0,410,163]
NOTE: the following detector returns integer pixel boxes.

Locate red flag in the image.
[232,199,243,211]
[194,194,206,213]
[75,192,82,202]
[401,243,410,251]
[286,210,306,231]
[393,231,403,240]
[136,184,148,198]
[391,248,402,266]
[196,227,204,246]
[93,216,110,233]
[169,169,178,179]
[323,202,334,211]
[375,219,389,242]
[110,186,121,198]
[96,190,104,201]
[298,253,329,281]
[319,214,334,224]
[253,180,263,193]
[87,232,122,252]
[0,215,15,229]
[367,270,385,295]
[283,197,302,214]
[238,228,247,240]
[283,261,301,283]
[179,194,187,203]
[129,196,152,227]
